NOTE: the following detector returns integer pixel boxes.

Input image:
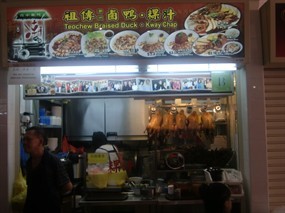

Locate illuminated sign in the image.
[7,3,244,64]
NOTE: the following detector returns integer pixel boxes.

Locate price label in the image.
[87,153,109,164]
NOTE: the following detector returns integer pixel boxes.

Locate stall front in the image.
[5,1,249,213]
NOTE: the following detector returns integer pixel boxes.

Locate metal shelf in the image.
[24,92,233,100]
[38,125,62,128]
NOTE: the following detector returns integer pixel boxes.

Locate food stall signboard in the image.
[7,3,244,64]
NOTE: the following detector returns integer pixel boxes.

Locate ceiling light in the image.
[115,65,139,73]
[147,63,236,72]
[41,65,139,74]
[147,64,209,72]
[40,63,236,75]
[208,63,236,71]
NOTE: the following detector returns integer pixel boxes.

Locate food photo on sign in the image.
[110,30,140,56]
[81,30,114,57]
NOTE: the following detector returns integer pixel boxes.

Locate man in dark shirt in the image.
[23,126,73,213]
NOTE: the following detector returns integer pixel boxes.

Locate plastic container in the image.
[49,116,56,125]
[223,169,243,183]
[86,173,108,189]
[107,170,127,186]
[140,186,155,200]
[40,116,50,125]
[52,106,62,117]
[39,108,46,116]
[47,137,58,151]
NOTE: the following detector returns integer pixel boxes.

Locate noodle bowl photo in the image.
[110,30,140,56]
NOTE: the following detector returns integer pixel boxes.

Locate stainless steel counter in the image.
[79,194,157,207]
[157,195,203,205]
[79,194,205,213]
[79,194,243,213]
[79,194,157,213]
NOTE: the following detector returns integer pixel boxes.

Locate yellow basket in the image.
[107,170,127,186]
[86,173,108,189]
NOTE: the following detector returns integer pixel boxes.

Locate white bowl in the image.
[128,176,143,184]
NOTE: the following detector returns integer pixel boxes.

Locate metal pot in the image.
[68,153,86,180]
[73,154,85,179]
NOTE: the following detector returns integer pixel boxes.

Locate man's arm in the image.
[62,181,73,195]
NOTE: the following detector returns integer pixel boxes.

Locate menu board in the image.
[7,2,244,64]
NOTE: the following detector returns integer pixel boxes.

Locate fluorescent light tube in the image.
[208,63,236,71]
[147,63,236,72]
[41,65,139,74]
[40,63,236,74]
[115,65,139,73]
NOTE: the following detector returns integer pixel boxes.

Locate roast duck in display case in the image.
[144,99,234,171]
[145,103,218,146]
